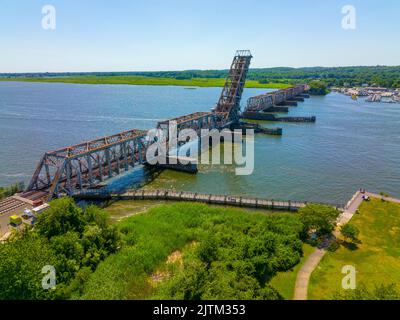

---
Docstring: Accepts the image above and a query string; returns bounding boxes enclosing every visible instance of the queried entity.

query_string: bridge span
[242,85,316,123]
[22,50,255,201]
[245,85,310,112]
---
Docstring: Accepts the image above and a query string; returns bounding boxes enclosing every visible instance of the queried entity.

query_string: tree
[0,232,57,300]
[36,197,86,238]
[50,231,84,283]
[340,224,360,242]
[298,204,340,237]
[308,80,329,95]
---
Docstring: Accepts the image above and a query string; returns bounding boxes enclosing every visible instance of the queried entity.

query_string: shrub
[327,240,340,252]
[340,224,360,242]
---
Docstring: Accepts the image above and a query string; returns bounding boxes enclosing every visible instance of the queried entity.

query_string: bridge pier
[241,112,316,123]
[291,96,305,102]
[150,156,198,173]
[237,121,283,136]
[263,106,289,113]
[278,101,298,107]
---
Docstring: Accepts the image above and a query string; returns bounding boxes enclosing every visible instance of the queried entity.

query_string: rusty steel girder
[214,50,252,125]
[26,129,149,200]
[244,85,309,113]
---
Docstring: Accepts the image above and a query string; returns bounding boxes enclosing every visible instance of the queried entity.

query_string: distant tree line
[2,65,400,88]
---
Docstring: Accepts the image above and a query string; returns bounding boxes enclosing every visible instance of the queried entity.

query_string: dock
[74,189,344,212]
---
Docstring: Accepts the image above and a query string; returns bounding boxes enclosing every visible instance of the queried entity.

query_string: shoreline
[0,76,291,89]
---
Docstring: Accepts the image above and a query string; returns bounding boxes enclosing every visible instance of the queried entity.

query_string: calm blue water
[0,82,399,203]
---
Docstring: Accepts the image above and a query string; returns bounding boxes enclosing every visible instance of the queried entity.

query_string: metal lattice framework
[246,84,309,112]
[214,50,252,125]
[156,111,227,135]
[25,50,254,201]
[26,129,149,199]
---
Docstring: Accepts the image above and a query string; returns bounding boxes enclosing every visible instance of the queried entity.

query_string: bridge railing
[74,189,345,212]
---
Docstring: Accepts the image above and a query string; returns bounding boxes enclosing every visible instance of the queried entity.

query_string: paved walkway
[366,192,400,204]
[293,248,327,300]
[293,190,367,300]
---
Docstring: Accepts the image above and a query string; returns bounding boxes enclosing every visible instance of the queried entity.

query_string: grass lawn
[309,198,400,300]
[0,76,291,89]
[105,199,168,222]
[269,243,314,300]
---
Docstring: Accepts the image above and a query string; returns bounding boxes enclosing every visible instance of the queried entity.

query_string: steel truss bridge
[245,85,310,112]
[23,50,253,201]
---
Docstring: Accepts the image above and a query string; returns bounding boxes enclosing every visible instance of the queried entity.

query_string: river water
[0,82,399,204]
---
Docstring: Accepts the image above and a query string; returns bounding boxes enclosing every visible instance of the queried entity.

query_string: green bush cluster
[340,223,360,242]
[0,198,119,299]
[153,214,304,300]
[79,203,305,300]
[308,80,329,95]
[0,231,57,300]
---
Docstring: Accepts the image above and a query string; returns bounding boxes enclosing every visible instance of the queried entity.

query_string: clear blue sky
[1,0,399,72]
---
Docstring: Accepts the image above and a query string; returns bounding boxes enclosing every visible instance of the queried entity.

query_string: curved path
[293,248,327,300]
[293,190,364,300]
[293,191,400,300]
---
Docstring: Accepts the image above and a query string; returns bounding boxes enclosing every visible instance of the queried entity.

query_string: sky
[0,0,399,72]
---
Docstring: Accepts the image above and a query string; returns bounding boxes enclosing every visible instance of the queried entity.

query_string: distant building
[364,87,388,92]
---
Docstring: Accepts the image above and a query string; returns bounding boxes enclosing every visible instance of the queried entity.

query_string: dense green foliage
[340,223,360,242]
[0,198,119,299]
[333,283,400,300]
[78,203,305,300]
[248,66,400,88]
[298,204,340,237]
[308,80,329,95]
[0,231,57,300]
[269,243,315,299]
[0,182,24,200]
[2,65,399,88]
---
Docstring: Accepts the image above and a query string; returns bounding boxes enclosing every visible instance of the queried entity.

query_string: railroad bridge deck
[245,85,310,113]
